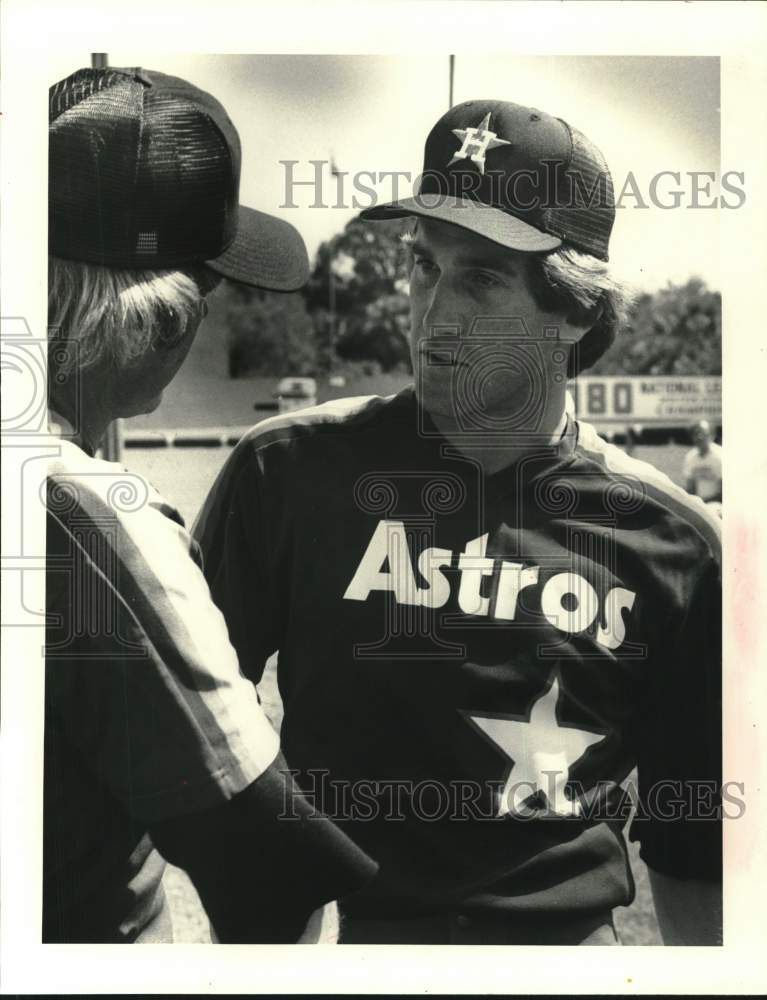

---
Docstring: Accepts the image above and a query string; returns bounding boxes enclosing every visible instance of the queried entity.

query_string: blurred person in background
[197,98,723,946]
[683,419,722,511]
[44,66,376,944]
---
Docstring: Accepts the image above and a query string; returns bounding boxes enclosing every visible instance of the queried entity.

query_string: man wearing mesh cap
[197,99,723,944]
[44,66,377,944]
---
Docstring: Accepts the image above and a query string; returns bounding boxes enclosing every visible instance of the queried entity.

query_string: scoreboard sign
[568,376,722,427]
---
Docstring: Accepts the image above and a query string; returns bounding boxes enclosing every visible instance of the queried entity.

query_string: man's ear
[560,316,591,345]
[562,299,603,344]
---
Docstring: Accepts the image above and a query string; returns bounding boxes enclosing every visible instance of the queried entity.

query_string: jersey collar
[48,407,96,457]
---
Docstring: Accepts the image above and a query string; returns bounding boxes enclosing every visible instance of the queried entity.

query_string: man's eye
[471,271,502,289]
[414,257,436,274]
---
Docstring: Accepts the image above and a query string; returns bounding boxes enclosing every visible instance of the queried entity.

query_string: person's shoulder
[234,388,414,455]
[192,388,415,544]
[48,438,186,532]
[574,419,721,563]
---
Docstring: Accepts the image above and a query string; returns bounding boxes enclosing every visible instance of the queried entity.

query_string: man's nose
[422,275,463,337]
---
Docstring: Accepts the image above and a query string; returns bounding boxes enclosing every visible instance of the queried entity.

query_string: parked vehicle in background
[275,376,318,413]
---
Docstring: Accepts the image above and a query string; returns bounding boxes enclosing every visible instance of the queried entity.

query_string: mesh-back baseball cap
[49,67,309,290]
[361,99,615,262]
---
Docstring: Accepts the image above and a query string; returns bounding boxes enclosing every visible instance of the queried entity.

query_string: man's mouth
[423,347,460,367]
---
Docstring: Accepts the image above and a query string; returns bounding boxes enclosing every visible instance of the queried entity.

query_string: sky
[45,53,721,291]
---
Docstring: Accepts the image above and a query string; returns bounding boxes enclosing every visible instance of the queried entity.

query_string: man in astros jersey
[196,99,723,945]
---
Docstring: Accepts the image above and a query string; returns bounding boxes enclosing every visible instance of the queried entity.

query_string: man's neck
[50,377,114,455]
[426,403,570,476]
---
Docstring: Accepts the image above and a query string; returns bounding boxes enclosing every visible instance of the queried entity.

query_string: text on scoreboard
[568,376,721,426]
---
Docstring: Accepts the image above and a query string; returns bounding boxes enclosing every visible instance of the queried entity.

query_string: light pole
[328,260,336,360]
[90,52,123,463]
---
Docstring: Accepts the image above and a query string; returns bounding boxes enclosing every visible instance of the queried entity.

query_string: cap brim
[206,205,310,291]
[360,194,562,255]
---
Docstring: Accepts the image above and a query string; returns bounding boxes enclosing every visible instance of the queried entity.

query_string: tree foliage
[589,278,721,376]
[222,283,317,378]
[303,216,412,373]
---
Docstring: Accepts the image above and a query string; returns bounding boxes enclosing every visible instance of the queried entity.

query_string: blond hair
[48,257,220,377]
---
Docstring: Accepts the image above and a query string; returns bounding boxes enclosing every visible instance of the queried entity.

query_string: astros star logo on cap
[448,112,511,175]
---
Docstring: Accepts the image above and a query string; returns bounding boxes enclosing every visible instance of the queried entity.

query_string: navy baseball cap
[361,99,615,262]
[49,67,309,290]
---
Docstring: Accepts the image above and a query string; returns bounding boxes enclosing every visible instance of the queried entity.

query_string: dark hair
[524,247,634,377]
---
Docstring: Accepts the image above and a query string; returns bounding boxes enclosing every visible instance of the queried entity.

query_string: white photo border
[2,0,766,994]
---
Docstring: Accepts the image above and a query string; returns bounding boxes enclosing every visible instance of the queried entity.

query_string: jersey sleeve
[628,552,722,881]
[193,440,283,686]
[45,467,281,825]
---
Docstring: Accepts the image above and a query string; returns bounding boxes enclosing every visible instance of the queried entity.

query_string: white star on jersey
[449,113,511,175]
[466,676,605,818]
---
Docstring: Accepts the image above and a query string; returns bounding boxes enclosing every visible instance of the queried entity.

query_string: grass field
[127,434,685,946]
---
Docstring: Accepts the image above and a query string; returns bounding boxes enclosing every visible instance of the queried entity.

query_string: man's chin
[120,392,163,418]
[413,380,454,419]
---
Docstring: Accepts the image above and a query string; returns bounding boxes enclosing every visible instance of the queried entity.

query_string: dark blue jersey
[195,387,722,919]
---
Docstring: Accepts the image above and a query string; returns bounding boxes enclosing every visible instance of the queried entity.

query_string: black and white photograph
[2,1,766,994]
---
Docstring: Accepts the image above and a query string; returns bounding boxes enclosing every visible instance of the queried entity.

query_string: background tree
[304,215,412,373]
[221,282,318,378]
[590,277,721,376]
